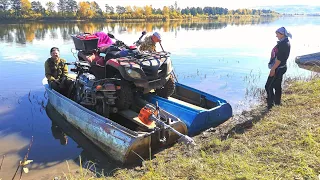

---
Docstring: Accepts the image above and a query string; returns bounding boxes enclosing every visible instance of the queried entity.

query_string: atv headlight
[125,67,141,79]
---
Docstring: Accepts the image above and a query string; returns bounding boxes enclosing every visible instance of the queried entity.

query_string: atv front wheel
[155,76,175,98]
[116,80,133,110]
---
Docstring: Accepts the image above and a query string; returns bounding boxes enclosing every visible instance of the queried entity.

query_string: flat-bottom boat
[43,78,188,164]
[144,82,233,136]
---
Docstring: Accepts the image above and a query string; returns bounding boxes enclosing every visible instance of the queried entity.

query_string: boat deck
[118,110,156,130]
[168,97,206,111]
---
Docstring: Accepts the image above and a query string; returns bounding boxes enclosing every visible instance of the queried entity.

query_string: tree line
[0,18,278,44]
[0,0,279,20]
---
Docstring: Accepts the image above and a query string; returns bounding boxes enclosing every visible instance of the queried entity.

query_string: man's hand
[269,69,276,77]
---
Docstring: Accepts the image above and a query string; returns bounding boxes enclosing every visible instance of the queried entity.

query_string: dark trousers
[49,79,74,97]
[265,67,287,108]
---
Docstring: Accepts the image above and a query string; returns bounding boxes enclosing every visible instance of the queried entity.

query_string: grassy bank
[59,76,320,179]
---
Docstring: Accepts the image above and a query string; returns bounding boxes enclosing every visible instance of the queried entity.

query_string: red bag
[76,33,98,40]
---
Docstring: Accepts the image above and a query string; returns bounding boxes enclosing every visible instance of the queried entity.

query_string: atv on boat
[71,32,175,111]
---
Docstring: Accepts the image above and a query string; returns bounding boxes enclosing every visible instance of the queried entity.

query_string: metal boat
[43,78,187,164]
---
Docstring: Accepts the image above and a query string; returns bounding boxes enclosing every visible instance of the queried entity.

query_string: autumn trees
[0,0,278,20]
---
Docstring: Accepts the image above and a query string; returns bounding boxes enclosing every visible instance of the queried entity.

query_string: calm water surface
[0,17,319,178]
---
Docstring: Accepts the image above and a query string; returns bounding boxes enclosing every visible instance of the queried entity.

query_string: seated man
[45,47,73,96]
[138,32,162,53]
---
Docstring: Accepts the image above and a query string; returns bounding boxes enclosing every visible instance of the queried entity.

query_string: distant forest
[0,18,279,44]
[0,0,279,20]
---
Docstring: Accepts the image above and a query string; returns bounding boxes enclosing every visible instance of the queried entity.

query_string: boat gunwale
[175,82,228,104]
[43,78,185,139]
[147,94,227,114]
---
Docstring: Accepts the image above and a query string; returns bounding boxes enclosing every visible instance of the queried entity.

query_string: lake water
[0,17,319,178]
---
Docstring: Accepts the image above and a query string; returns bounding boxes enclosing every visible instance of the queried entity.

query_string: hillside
[255,5,320,15]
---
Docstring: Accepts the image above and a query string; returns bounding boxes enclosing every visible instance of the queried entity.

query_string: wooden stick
[12,164,20,180]
[0,155,5,171]
[24,136,34,162]
[19,167,23,180]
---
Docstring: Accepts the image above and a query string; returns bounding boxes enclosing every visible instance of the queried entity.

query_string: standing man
[45,47,73,96]
[265,27,292,110]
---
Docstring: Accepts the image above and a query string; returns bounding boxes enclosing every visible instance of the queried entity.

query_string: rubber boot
[266,98,274,110]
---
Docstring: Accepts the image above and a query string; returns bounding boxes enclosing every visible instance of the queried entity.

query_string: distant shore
[0,15,278,24]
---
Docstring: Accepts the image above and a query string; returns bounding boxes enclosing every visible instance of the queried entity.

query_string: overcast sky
[38,0,320,10]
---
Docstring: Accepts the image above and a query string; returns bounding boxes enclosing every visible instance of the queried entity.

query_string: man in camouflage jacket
[138,32,162,52]
[45,47,73,96]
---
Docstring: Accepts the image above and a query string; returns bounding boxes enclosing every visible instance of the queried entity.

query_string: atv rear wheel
[116,80,133,110]
[155,76,175,98]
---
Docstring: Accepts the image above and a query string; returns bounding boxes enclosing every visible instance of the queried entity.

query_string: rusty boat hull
[42,78,187,164]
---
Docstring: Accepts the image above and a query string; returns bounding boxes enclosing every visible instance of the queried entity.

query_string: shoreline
[107,74,320,179]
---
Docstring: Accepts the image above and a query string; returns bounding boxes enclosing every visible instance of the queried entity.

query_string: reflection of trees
[60,23,78,40]
[16,24,27,44]
[35,26,47,41]
[180,21,228,30]
[0,26,14,43]
[0,18,277,44]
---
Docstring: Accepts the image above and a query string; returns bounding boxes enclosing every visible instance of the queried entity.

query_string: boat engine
[75,73,97,105]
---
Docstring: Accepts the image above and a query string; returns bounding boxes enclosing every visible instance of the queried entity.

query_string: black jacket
[277,38,291,67]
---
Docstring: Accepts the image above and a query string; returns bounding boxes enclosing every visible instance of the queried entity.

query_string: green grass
[62,77,320,180]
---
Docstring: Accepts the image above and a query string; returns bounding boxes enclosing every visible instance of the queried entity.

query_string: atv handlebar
[66,61,91,74]
[65,62,75,65]
[134,31,147,45]
[107,33,115,39]
[107,31,146,49]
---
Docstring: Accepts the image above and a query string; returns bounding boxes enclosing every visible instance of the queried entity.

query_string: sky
[39,0,320,10]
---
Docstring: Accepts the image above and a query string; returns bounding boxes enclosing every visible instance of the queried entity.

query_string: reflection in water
[51,122,68,146]
[0,17,277,44]
[45,103,120,176]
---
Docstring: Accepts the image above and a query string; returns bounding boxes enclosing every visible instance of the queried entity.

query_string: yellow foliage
[21,0,31,14]
[78,1,95,19]
[133,6,143,18]
[162,6,170,16]
[125,6,133,14]
[144,5,152,17]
